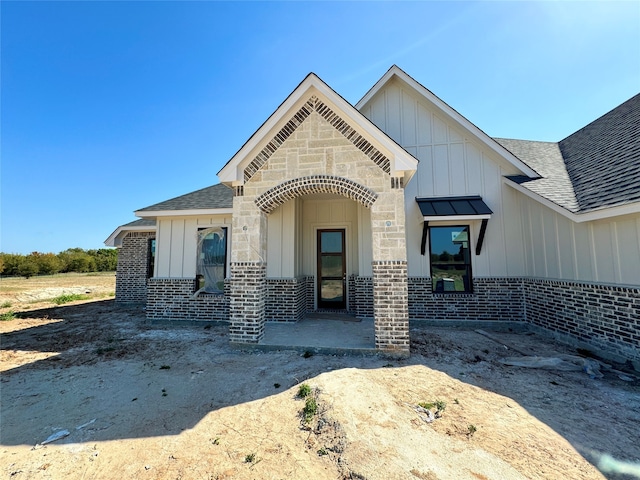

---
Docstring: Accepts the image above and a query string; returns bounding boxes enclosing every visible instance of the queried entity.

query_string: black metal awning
[416,196,492,218]
[416,196,492,256]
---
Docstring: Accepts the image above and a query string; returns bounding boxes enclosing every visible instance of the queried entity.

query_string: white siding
[266,201,296,278]
[360,79,524,277]
[299,197,361,277]
[359,77,640,287]
[155,215,232,278]
[516,194,640,286]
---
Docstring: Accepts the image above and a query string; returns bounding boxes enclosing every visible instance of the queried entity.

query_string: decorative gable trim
[243,96,391,183]
[255,175,378,214]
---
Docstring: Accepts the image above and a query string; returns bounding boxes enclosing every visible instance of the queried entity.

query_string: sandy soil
[1,275,639,480]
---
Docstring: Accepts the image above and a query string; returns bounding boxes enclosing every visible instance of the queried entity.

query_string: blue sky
[2,1,639,254]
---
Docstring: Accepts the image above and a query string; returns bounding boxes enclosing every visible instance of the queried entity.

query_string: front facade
[106,66,640,364]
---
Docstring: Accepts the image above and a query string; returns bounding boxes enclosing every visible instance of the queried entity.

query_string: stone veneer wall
[408,277,525,322]
[146,278,229,322]
[524,279,640,365]
[372,261,409,352]
[115,231,155,303]
[265,277,309,322]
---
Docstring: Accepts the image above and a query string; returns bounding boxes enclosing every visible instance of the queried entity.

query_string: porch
[248,312,378,355]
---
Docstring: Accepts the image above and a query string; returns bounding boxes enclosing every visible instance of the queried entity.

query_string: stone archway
[255,175,378,214]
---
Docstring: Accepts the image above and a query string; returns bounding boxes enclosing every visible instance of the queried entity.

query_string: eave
[504,178,640,222]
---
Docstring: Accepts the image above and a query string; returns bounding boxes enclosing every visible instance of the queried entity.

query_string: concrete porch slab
[255,315,376,354]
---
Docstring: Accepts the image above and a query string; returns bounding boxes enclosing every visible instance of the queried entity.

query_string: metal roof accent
[415,196,493,218]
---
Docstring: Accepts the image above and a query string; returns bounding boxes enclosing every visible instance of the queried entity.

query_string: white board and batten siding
[361,78,640,287]
[360,78,528,278]
[266,196,363,278]
[155,216,232,278]
[518,195,640,286]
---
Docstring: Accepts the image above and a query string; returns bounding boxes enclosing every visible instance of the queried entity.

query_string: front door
[317,229,346,309]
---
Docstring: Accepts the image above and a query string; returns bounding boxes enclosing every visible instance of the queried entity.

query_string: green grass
[297,383,311,398]
[0,310,16,321]
[302,397,318,423]
[51,293,90,305]
[1,301,12,308]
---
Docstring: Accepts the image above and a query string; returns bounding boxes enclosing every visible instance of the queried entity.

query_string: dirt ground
[1,274,639,480]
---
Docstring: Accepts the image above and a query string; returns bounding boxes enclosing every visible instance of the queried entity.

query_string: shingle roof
[559,93,640,212]
[136,183,233,212]
[498,93,640,214]
[123,218,156,228]
[496,139,580,212]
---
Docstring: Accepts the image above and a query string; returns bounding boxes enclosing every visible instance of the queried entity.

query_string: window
[196,227,227,293]
[147,238,156,278]
[429,225,472,293]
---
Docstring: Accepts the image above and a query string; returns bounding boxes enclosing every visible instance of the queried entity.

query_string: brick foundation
[146,278,229,322]
[229,262,267,343]
[524,279,639,365]
[115,232,155,303]
[372,261,409,352]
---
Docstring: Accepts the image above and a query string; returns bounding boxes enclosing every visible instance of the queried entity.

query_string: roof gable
[217,73,418,186]
[356,65,540,179]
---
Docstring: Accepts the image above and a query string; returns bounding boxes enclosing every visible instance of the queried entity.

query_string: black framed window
[147,238,156,278]
[429,225,472,293]
[196,227,227,293]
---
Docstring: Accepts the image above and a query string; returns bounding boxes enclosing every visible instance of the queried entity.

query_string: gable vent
[243,96,391,182]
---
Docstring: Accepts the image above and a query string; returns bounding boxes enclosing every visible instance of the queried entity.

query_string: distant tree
[59,248,97,273]
[0,255,4,275]
[439,251,452,262]
[17,257,39,279]
[87,248,118,271]
[28,252,63,275]
[0,253,24,277]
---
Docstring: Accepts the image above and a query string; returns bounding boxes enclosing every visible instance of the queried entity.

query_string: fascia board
[357,66,539,178]
[135,208,234,218]
[104,225,156,247]
[503,178,640,222]
[423,214,491,222]
[218,74,320,183]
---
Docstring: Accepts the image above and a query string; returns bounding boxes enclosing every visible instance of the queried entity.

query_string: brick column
[115,231,155,303]
[370,188,410,354]
[372,261,409,352]
[229,262,266,343]
[229,196,267,343]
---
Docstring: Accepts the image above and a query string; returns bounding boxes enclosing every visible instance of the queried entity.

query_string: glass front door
[317,229,346,309]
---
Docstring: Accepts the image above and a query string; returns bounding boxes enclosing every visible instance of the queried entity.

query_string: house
[105,66,640,365]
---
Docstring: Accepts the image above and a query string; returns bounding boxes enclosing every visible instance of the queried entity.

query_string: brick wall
[115,232,155,303]
[146,278,229,322]
[265,277,309,322]
[408,277,525,322]
[349,275,374,318]
[524,279,639,364]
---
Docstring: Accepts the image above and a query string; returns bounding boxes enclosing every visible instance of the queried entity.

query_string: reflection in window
[196,227,227,294]
[429,226,472,293]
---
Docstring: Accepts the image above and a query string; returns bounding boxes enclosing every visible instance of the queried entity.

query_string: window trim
[196,226,228,294]
[428,224,473,294]
[147,238,156,278]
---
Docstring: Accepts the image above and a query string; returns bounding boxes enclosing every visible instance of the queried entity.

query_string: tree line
[0,248,118,278]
